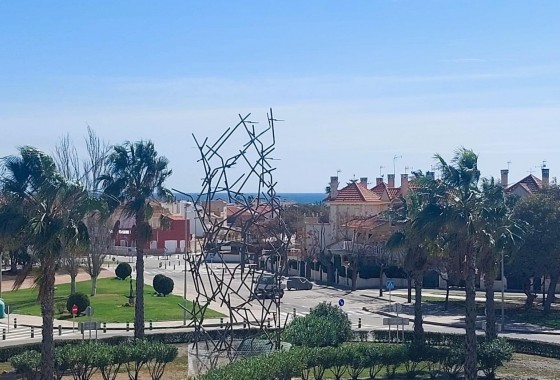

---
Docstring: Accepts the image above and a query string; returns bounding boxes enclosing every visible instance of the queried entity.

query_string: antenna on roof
[405,166,413,174]
[507,161,512,170]
[393,155,402,175]
[542,160,547,168]
[379,165,385,178]
[336,169,342,176]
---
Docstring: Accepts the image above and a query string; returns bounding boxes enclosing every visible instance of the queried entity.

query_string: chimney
[426,171,435,180]
[359,177,368,187]
[376,177,383,186]
[500,169,509,188]
[387,174,395,188]
[401,174,409,196]
[542,168,550,187]
[329,176,339,200]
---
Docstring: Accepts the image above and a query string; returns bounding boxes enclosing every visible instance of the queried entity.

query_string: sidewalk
[362,292,560,336]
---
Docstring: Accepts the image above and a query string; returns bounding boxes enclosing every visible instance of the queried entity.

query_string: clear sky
[1,1,559,192]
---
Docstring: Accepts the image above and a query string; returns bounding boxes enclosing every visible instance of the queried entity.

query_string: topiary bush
[154,275,174,296]
[66,292,90,315]
[115,262,132,280]
[153,274,166,291]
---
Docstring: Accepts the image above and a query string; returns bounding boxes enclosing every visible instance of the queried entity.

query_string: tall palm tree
[415,148,481,380]
[99,141,173,339]
[477,178,524,339]
[387,173,445,348]
[0,147,89,378]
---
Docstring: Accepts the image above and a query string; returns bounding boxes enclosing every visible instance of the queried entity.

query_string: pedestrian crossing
[0,322,76,342]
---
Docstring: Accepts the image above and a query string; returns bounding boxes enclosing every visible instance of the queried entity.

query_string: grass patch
[505,308,560,329]
[1,277,224,322]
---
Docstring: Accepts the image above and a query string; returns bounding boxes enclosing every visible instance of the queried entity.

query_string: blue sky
[1,1,559,192]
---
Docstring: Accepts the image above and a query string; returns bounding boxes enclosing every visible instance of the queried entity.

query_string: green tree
[477,178,524,339]
[99,141,173,339]
[416,148,481,380]
[0,147,90,378]
[513,185,560,314]
[386,172,445,348]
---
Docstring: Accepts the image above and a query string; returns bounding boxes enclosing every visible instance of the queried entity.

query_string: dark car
[286,276,313,291]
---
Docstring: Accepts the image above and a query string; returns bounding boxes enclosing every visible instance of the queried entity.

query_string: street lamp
[501,250,505,331]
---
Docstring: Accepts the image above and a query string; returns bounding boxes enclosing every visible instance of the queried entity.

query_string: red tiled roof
[370,182,401,201]
[330,182,380,203]
[506,174,542,195]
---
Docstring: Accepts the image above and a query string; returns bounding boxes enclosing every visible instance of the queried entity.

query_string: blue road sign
[386,279,395,291]
[338,298,345,307]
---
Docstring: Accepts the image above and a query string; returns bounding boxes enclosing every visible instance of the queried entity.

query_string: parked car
[253,274,285,299]
[286,276,313,291]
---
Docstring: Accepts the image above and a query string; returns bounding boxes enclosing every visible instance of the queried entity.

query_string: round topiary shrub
[115,262,132,280]
[153,274,166,292]
[66,292,90,315]
[154,275,174,296]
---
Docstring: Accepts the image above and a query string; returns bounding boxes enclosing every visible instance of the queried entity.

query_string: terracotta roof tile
[330,182,380,203]
[506,174,542,195]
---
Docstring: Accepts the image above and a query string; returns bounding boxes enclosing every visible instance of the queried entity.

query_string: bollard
[149,320,153,330]
[103,322,107,333]
[164,263,167,269]
[58,325,62,336]
[14,318,17,329]
[267,319,271,328]
[220,318,224,328]
[30,327,34,338]
[293,308,296,319]
[159,262,162,268]
[173,265,176,270]
[309,307,312,313]
[2,328,5,340]
[358,318,362,329]
[126,322,130,332]
[243,322,246,329]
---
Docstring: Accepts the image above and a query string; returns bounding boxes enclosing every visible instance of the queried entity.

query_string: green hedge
[10,340,177,380]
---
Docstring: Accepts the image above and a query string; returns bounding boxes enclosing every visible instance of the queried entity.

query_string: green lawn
[1,277,223,322]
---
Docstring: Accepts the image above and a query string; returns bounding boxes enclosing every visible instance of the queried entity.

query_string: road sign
[80,321,98,331]
[85,306,93,317]
[392,303,402,313]
[383,317,409,326]
[338,298,345,307]
[71,304,78,315]
[386,279,394,291]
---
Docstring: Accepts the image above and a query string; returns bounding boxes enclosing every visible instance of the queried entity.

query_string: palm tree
[415,148,481,380]
[477,178,524,339]
[0,147,89,378]
[387,173,445,348]
[99,141,173,339]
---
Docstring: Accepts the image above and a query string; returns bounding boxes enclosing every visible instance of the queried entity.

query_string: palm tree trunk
[544,272,559,314]
[407,274,412,303]
[135,248,145,339]
[40,260,56,379]
[351,261,358,291]
[413,275,424,348]
[464,249,478,380]
[90,275,98,296]
[484,273,497,340]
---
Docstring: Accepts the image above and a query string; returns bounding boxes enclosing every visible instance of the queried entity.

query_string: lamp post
[501,249,505,331]
[183,204,189,326]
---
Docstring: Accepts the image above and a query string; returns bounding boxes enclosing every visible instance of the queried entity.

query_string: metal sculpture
[174,109,291,376]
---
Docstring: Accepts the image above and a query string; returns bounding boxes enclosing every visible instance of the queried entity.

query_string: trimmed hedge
[10,340,177,380]
[66,292,90,315]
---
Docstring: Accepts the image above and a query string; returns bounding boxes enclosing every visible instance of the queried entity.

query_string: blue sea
[175,192,325,204]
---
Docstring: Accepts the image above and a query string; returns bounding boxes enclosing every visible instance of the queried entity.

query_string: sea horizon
[174,192,325,204]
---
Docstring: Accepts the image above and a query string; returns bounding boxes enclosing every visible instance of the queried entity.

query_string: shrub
[284,302,352,347]
[153,274,166,292]
[10,350,41,379]
[478,338,514,379]
[154,275,174,296]
[66,292,90,315]
[115,262,132,280]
